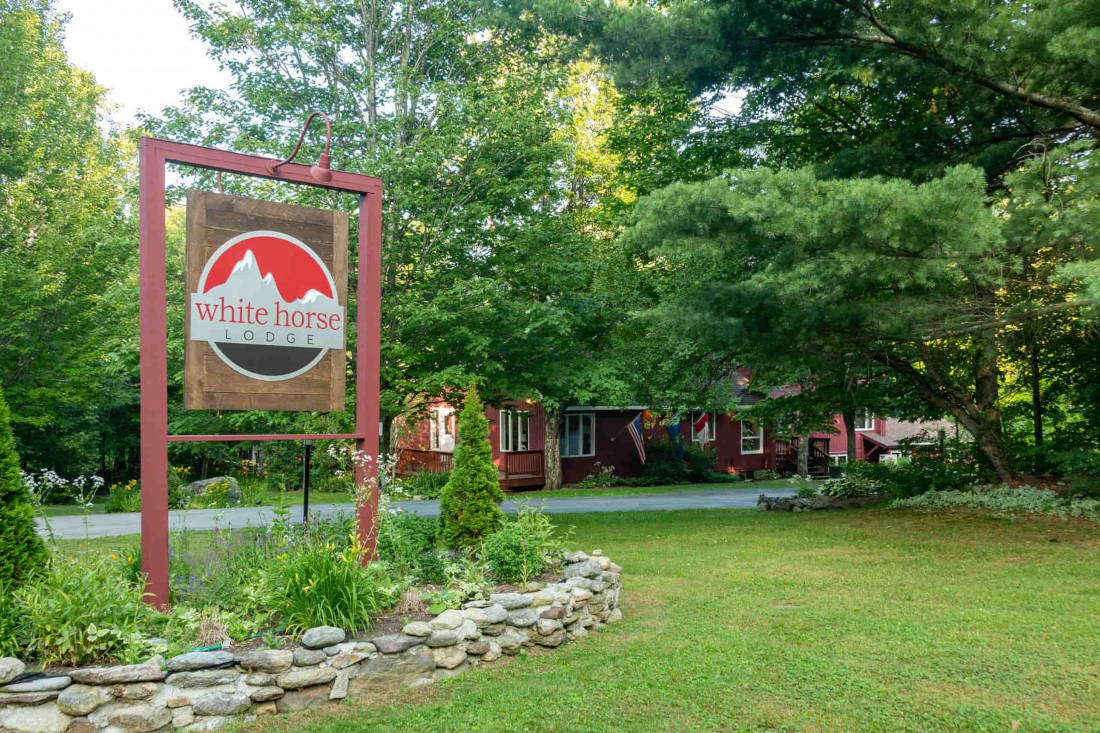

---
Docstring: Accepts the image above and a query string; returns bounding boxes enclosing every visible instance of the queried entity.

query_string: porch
[396,449,453,476]
[497,450,545,489]
[396,448,545,490]
[774,437,831,478]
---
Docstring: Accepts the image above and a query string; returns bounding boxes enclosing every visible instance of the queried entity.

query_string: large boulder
[183,476,242,503]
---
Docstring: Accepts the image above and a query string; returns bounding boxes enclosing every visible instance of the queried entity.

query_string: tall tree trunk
[868,349,1014,481]
[842,407,858,464]
[543,405,563,491]
[381,414,394,457]
[796,432,810,477]
[973,289,1011,480]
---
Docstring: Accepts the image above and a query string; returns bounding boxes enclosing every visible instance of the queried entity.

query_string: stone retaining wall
[757,493,885,512]
[0,550,623,732]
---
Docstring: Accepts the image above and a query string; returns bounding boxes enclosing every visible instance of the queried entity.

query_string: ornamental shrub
[513,502,571,560]
[402,469,450,498]
[262,539,400,634]
[639,440,687,483]
[482,522,545,584]
[377,511,441,580]
[16,556,154,666]
[683,444,716,481]
[0,384,47,587]
[847,444,981,498]
[104,479,141,513]
[440,386,504,550]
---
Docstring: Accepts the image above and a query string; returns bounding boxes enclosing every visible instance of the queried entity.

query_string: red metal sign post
[138,134,382,609]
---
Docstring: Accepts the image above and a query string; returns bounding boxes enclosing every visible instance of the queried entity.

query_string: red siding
[561,412,644,484]
[403,403,784,486]
[486,402,545,473]
[811,415,886,461]
[562,411,777,484]
[394,408,439,452]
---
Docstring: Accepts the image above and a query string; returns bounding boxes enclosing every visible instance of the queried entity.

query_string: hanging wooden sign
[184,190,348,411]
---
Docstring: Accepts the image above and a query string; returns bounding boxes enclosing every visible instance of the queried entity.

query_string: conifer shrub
[439,386,505,550]
[0,384,47,587]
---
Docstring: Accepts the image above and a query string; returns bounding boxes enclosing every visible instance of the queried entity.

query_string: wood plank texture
[183,190,347,411]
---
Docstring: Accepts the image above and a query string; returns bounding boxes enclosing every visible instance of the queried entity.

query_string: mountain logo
[189,230,345,381]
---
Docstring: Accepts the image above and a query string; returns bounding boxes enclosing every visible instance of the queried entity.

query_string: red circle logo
[190,231,344,381]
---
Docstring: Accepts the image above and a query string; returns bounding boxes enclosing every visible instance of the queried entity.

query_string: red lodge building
[397,390,958,490]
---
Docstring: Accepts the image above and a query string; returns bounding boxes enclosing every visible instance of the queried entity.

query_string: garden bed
[0,550,623,732]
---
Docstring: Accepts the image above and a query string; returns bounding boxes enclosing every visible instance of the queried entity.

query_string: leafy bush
[402,470,449,498]
[377,511,441,580]
[683,445,716,481]
[795,486,819,498]
[1048,449,1100,498]
[820,474,884,496]
[444,555,490,601]
[414,549,451,586]
[104,479,141,513]
[16,557,156,666]
[846,445,981,498]
[482,522,545,584]
[576,463,621,488]
[440,386,505,549]
[752,469,781,481]
[167,466,189,508]
[891,486,1100,520]
[514,502,571,560]
[187,478,237,508]
[0,384,47,587]
[262,539,400,634]
[0,584,23,657]
[640,440,715,484]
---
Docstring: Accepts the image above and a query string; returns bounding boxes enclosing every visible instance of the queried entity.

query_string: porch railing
[501,450,544,478]
[396,449,453,476]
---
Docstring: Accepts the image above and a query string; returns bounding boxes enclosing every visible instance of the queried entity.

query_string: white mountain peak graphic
[208,250,336,307]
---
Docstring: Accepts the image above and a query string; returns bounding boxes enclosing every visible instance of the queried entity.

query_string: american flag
[627,413,646,464]
[692,411,709,438]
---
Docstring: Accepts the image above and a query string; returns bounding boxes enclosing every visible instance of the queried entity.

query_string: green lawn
[513,478,803,501]
[251,507,1099,732]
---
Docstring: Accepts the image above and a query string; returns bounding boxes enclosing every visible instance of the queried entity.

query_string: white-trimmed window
[691,411,716,443]
[562,413,595,458]
[830,454,848,465]
[854,409,875,431]
[740,420,763,454]
[429,407,454,451]
[499,410,530,452]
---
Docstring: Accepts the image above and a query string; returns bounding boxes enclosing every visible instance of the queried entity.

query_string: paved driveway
[36,487,797,540]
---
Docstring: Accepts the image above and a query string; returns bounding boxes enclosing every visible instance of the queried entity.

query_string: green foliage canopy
[0,0,137,475]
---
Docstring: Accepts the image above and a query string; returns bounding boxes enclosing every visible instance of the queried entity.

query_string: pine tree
[0,384,47,587]
[440,385,505,550]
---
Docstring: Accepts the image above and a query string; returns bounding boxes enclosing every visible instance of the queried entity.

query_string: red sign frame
[138,136,382,608]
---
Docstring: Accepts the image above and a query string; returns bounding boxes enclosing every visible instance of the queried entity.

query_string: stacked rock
[0,551,623,732]
[756,493,884,512]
